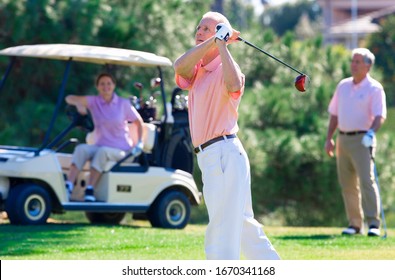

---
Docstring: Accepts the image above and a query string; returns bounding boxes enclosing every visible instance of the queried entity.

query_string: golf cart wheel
[148,190,190,229]
[5,184,52,225]
[85,212,126,224]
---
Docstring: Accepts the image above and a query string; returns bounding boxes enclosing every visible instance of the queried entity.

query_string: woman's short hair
[96,73,116,86]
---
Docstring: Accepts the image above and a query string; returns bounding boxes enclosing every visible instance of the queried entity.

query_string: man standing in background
[325,48,386,237]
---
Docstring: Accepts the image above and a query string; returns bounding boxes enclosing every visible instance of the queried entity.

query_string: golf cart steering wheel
[66,105,94,132]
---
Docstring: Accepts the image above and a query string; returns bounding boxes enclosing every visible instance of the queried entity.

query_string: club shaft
[373,162,388,238]
[237,37,305,76]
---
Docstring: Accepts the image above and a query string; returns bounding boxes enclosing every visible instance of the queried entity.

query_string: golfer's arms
[174,37,216,80]
[217,41,243,94]
[65,95,88,115]
[325,115,338,157]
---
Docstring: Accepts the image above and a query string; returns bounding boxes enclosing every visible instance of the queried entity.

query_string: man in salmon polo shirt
[325,48,387,237]
[174,11,280,260]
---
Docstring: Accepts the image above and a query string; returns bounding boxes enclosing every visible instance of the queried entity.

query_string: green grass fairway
[1,217,394,260]
[271,226,395,260]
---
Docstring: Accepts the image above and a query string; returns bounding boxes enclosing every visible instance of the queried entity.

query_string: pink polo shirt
[328,74,386,131]
[175,56,244,147]
[87,93,139,151]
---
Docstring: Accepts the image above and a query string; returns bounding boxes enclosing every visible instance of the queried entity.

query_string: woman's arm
[65,95,89,115]
[134,114,144,143]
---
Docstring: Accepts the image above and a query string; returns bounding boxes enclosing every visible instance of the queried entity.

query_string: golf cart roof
[0,44,173,67]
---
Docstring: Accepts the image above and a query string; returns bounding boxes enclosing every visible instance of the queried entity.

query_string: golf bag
[160,87,193,174]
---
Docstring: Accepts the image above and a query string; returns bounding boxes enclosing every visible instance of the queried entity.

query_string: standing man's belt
[339,130,367,136]
[194,134,237,154]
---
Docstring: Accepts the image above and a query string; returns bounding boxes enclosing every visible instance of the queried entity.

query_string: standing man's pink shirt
[175,56,244,147]
[328,74,386,131]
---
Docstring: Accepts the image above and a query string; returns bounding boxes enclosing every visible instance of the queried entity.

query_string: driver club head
[294,74,309,92]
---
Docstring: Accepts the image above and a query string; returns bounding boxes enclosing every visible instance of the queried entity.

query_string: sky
[250,0,299,15]
[268,0,298,5]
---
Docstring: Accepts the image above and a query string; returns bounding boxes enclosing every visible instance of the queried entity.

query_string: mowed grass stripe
[1,221,394,260]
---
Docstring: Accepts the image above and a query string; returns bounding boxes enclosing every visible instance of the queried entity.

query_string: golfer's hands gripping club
[362,129,375,148]
[215,23,233,42]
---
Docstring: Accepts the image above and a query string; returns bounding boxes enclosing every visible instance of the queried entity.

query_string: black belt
[194,134,236,154]
[339,130,367,136]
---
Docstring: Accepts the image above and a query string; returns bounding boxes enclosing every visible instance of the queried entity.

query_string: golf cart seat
[132,122,156,153]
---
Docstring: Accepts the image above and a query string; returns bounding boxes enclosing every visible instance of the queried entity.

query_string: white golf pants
[197,137,280,260]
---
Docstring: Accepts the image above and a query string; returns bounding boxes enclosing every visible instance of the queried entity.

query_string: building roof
[328,5,395,38]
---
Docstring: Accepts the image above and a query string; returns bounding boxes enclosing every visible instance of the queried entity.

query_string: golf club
[134,82,143,108]
[369,147,388,239]
[237,36,309,92]
[150,77,161,89]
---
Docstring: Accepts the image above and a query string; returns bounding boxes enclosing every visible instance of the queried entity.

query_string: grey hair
[352,48,375,65]
[202,11,231,28]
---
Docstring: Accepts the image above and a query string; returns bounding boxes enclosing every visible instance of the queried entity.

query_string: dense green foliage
[261,0,321,36]
[367,15,395,106]
[0,0,394,227]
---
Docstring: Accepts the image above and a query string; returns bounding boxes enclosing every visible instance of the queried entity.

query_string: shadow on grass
[0,220,151,258]
[277,234,337,240]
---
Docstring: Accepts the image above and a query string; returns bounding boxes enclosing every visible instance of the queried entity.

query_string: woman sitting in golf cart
[65,73,144,202]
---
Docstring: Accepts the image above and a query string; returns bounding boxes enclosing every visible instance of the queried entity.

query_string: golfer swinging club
[174,11,280,260]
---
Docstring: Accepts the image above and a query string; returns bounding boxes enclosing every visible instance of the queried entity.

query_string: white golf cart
[0,44,200,229]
